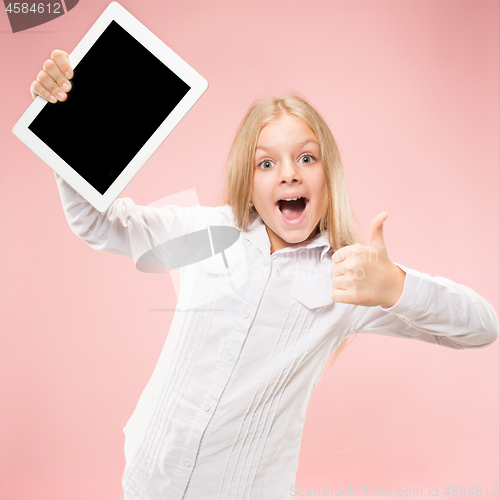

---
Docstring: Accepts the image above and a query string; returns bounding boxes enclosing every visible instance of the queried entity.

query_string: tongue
[279,199,305,220]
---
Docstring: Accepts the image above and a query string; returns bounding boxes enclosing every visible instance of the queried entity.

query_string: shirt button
[184,459,191,467]
[226,351,234,360]
[263,260,269,266]
[242,310,250,318]
[203,403,211,411]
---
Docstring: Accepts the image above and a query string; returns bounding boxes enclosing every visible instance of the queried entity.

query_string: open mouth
[277,196,308,222]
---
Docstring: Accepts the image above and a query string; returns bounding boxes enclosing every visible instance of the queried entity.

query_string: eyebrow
[255,139,319,152]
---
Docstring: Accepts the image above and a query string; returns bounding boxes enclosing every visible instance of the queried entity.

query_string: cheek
[321,183,327,204]
[313,175,328,214]
[250,184,260,206]
[313,171,327,199]
[251,176,271,205]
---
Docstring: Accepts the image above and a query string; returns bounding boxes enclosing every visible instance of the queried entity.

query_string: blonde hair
[223,93,357,363]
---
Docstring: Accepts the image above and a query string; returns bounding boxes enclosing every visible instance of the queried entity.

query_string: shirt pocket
[289,272,334,309]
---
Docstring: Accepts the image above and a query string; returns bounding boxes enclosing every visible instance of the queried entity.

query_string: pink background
[0,0,498,499]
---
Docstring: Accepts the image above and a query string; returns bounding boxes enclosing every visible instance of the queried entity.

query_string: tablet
[12,2,208,212]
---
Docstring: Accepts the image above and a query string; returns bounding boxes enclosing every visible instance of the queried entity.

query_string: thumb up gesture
[331,212,406,308]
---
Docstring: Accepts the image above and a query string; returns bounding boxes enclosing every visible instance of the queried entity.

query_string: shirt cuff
[380,263,434,320]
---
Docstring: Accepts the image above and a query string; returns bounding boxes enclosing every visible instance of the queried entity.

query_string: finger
[51,49,73,80]
[36,69,66,102]
[30,77,58,103]
[332,243,363,264]
[331,288,352,303]
[42,59,69,101]
[368,212,388,248]
[331,275,348,290]
[332,265,345,278]
[332,288,377,307]
[332,247,350,264]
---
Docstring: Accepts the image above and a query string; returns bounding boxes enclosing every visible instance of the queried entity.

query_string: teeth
[281,197,303,201]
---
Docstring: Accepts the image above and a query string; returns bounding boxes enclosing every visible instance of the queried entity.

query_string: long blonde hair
[223,93,358,363]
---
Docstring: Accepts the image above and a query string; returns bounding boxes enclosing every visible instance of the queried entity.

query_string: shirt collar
[241,214,332,260]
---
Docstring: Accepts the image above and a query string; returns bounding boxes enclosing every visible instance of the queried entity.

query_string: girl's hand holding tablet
[30,50,73,103]
[331,212,407,308]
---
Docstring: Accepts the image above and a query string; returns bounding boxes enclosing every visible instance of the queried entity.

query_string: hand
[331,212,406,308]
[30,49,73,103]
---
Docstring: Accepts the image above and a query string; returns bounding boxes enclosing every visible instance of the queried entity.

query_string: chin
[275,226,316,247]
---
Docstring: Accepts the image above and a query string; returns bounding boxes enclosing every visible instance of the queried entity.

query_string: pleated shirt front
[121,207,341,500]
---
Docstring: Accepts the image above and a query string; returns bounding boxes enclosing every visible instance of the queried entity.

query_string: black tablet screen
[28,21,191,195]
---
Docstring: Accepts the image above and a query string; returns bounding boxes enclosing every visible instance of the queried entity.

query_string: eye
[258,159,275,170]
[299,154,316,164]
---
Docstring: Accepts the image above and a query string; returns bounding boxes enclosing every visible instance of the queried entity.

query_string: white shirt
[55,174,498,500]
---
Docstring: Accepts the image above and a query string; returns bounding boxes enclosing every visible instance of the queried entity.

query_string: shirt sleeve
[346,263,499,350]
[54,173,214,265]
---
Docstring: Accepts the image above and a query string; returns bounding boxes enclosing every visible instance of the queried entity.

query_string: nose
[279,159,301,184]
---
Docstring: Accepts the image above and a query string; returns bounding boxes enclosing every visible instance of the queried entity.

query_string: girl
[31,50,498,500]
